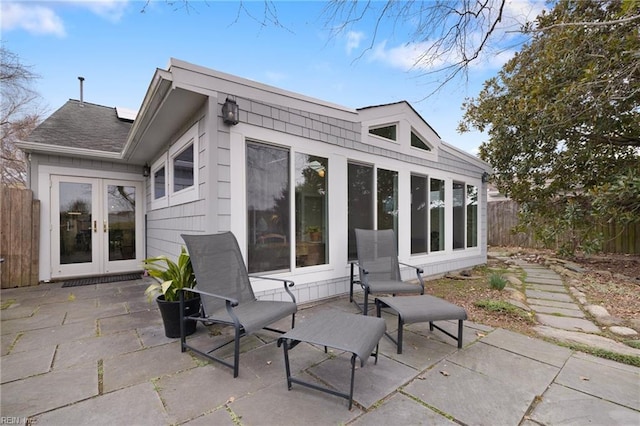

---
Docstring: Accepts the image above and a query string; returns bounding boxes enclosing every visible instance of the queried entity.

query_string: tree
[460,0,640,255]
[1,46,43,187]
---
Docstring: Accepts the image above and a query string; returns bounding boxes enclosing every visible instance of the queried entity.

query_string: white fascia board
[168,58,359,120]
[16,140,121,160]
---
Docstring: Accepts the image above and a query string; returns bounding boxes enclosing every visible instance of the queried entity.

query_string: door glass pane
[59,182,93,264]
[247,142,290,273]
[348,163,373,260]
[453,181,465,249]
[430,178,445,252]
[377,168,398,244]
[108,185,136,261]
[411,175,428,254]
[295,154,328,267]
[467,185,478,247]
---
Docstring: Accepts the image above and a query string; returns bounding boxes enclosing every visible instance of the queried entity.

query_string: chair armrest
[350,262,370,288]
[250,275,297,303]
[181,287,239,307]
[251,275,294,287]
[399,262,424,274]
[398,262,425,292]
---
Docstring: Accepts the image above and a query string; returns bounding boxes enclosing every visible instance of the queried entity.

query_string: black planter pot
[156,294,200,338]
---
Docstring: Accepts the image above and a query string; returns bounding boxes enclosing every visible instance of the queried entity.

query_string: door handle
[93,220,97,233]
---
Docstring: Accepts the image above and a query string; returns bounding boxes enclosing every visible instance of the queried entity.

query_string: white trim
[37,165,145,282]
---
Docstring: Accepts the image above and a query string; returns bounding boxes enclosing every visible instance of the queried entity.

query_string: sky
[1,0,547,155]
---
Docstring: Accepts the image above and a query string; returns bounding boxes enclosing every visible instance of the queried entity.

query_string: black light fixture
[143,164,151,177]
[222,97,239,125]
[482,172,490,183]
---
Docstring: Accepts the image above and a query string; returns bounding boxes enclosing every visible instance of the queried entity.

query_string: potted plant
[142,247,200,338]
[307,225,322,242]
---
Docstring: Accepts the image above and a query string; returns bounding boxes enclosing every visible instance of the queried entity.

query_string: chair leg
[457,320,464,348]
[282,339,292,390]
[349,354,357,410]
[233,326,241,378]
[362,291,369,316]
[397,317,404,354]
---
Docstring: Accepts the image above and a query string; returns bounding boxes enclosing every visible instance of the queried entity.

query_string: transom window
[369,124,397,141]
[411,131,431,151]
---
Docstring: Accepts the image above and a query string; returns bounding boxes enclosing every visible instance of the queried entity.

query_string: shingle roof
[26,100,132,153]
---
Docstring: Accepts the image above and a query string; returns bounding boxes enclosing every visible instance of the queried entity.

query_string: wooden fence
[0,187,40,288]
[487,200,640,254]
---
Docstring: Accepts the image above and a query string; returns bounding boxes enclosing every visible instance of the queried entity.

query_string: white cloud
[345,31,364,55]
[81,0,129,23]
[369,1,549,73]
[1,1,130,37]
[1,2,66,37]
[371,40,448,72]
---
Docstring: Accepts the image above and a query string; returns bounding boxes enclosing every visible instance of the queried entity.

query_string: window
[153,166,166,199]
[348,162,374,260]
[453,181,465,249]
[369,124,397,141]
[150,155,168,210]
[295,154,328,267]
[377,168,398,243]
[467,185,478,248]
[167,123,199,206]
[411,174,428,254]
[430,178,445,252]
[246,142,290,273]
[411,131,431,151]
[173,144,194,192]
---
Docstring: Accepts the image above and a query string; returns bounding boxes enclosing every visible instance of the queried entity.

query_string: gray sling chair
[350,228,425,314]
[180,232,297,378]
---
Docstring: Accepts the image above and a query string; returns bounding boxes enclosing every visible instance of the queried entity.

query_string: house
[18,58,492,304]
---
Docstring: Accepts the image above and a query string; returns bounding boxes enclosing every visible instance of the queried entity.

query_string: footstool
[277,310,386,409]
[375,295,467,354]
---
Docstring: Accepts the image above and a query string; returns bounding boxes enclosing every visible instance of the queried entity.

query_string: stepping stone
[527,284,568,293]
[526,290,574,303]
[529,304,585,318]
[535,314,601,333]
[528,299,581,310]
[526,277,564,286]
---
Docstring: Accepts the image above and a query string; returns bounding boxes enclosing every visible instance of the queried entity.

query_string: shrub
[489,273,507,290]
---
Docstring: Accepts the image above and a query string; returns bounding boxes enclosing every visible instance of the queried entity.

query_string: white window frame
[150,155,168,210]
[168,124,199,206]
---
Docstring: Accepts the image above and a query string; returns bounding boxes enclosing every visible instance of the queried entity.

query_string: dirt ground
[427,248,640,339]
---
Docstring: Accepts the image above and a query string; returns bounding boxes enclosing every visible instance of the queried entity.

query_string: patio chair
[180,232,297,377]
[350,228,424,315]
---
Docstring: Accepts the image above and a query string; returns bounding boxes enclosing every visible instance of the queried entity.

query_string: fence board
[487,200,639,254]
[0,187,40,288]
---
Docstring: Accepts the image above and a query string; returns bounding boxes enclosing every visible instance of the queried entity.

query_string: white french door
[51,176,143,279]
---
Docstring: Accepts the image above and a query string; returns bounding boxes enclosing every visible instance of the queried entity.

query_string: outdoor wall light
[307,160,326,178]
[222,97,239,125]
[143,164,151,177]
[482,172,490,183]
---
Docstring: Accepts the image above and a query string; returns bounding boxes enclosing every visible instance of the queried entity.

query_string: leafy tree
[1,46,43,187]
[460,0,640,255]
